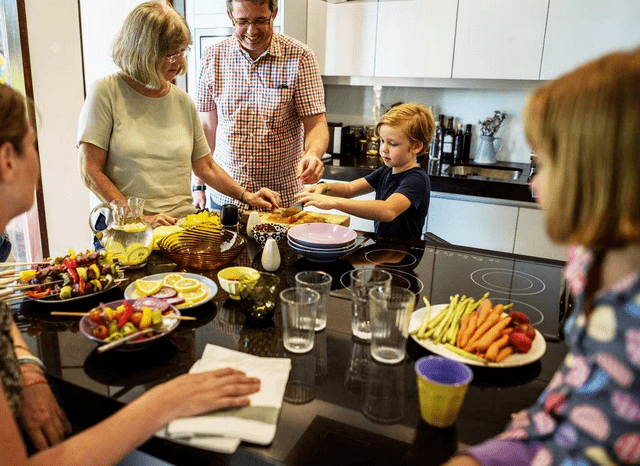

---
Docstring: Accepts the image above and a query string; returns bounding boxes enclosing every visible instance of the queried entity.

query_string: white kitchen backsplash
[324,83,541,164]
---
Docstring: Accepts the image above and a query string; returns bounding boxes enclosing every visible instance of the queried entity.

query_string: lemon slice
[105,241,125,255]
[174,278,201,292]
[123,222,149,233]
[134,278,163,296]
[163,273,185,287]
[126,243,150,266]
[179,286,208,304]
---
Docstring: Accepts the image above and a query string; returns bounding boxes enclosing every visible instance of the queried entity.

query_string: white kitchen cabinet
[374,0,457,78]
[426,196,519,253]
[306,0,377,76]
[540,0,640,80]
[451,0,548,80]
[514,207,565,261]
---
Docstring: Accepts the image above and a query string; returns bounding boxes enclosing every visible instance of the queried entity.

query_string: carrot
[464,312,500,352]
[456,314,471,347]
[473,317,512,352]
[476,299,493,326]
[459,311,478,349]
[485,333,510,361]
[490,303,504,317]
[495,346,514,363]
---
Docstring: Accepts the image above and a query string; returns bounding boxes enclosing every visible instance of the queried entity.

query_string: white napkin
[164,344,291,453]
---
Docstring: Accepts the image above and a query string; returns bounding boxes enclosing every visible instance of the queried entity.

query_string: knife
[281,202,303,218]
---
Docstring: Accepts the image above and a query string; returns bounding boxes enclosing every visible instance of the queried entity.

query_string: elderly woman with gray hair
[79,1,279,228]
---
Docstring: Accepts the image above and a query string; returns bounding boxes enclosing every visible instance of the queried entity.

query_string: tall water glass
[369,286,416,364]
[349,268,392,341]
[295,271,333,331]
[279,287,320,353]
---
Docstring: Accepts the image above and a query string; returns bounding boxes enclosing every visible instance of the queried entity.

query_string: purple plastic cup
[414,356,473,427]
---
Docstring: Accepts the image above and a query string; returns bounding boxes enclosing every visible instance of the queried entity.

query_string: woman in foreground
[445,49,640,465]
[0,83,260,464]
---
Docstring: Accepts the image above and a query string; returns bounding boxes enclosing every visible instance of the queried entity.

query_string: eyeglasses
[230,13,273,29]
[166,47,191,63]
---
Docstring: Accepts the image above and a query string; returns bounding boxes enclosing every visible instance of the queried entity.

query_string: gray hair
[112,1,192,90]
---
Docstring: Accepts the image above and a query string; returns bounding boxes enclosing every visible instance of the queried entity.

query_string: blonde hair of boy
[375,103,435,156]
[112,1,192,90]
[523,48,640,249]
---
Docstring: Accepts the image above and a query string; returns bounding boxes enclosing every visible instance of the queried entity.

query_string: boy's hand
[294,192,335,211]
[301,183,326,195]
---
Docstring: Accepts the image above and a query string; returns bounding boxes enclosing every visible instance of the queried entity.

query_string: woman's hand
[296,154,325,184]
[19,375,72,451]
[142,213,178,228]
[294,192,335,211]
[192,190,207,210]
[150,368,260,421]
[244,188,281,211]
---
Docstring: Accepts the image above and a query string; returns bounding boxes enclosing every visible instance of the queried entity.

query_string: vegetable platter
[80,298,181,351]
[19,249,123,302]
[409,294,546,368]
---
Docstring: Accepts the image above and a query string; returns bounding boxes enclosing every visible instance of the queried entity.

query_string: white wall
[25,0,90,256]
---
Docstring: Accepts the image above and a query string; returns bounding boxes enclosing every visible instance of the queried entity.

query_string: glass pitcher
[89,197,153,268]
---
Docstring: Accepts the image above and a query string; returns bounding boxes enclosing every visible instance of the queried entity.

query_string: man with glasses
[192,0,329,211]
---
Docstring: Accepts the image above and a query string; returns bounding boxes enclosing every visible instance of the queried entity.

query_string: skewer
[50,311,196,320]
[0,277,18,287]
[0,269,18,278]
[96,328,155,353]
[0,281,63,299]
[0,261,52,268]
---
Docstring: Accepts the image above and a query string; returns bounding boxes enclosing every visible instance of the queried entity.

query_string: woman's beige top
[78,74,210,219]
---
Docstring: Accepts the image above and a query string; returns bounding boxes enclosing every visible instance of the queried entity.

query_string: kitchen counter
[323,155,535,204]
[13,233,567,465]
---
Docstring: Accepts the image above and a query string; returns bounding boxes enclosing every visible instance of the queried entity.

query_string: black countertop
[323,155,535,204]
[13,234,566,466]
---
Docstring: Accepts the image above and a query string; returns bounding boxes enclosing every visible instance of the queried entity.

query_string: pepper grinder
[261,238,281,272]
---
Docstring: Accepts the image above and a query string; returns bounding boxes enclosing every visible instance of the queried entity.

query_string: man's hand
[296,154,324,184]
[244,188,281,210]
[193,190,207,210]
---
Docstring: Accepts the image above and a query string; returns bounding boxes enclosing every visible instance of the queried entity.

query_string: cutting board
[258,209,350,227]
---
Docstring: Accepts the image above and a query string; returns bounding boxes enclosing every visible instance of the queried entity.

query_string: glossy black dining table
[12,231,568,466]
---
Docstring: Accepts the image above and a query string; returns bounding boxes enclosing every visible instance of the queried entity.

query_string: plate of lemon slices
[124,272,217,310]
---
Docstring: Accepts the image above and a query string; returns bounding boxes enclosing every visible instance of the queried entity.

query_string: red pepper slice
[67,268,79,284]
[63,258,78,269]
[78,276,86,295]
[117,301,134,328]
[26,289,52,299]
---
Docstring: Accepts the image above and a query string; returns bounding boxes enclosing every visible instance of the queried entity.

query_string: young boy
[295,103,434,240]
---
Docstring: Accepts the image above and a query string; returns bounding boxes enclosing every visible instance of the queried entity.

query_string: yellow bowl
[217,266,260,300]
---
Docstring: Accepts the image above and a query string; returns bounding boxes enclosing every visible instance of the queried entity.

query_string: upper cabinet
[540,0,640,80]
[306,0,377,76]
[452,0,548,79]
[374,0,457,78]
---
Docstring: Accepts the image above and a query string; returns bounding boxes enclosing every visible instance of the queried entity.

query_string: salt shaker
[246,211,262,238]
[261,238,281,272]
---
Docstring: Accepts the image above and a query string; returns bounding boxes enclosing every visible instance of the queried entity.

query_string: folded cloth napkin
[164,344,291,451]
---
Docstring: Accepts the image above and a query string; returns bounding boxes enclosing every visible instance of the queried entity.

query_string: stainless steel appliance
[327,122,343,155]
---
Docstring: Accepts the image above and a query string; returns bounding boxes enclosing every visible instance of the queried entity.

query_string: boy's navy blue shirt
[364,166,430,240]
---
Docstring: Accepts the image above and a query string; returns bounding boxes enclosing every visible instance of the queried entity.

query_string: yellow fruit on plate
[134,278,163,296]
[126,243,150,266]
[163,273,185,288]
[179,286,208,304]
[174,278,201,292]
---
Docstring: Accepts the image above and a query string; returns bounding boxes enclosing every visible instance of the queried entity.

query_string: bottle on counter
[429,114,444,160]
[462,124,472,163]
[441,116,455,162]
[453,123,464,164]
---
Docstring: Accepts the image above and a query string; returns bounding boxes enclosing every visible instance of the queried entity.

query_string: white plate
[124,272,217,310]
[288,234,356,252]
[409,304,546,368]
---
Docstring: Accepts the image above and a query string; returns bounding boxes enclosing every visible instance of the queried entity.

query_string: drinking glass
[220,203,238,233]
[349,268,392,340]
[295,270,333,331]
[279,287,320,353]
[369,286,416,364]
